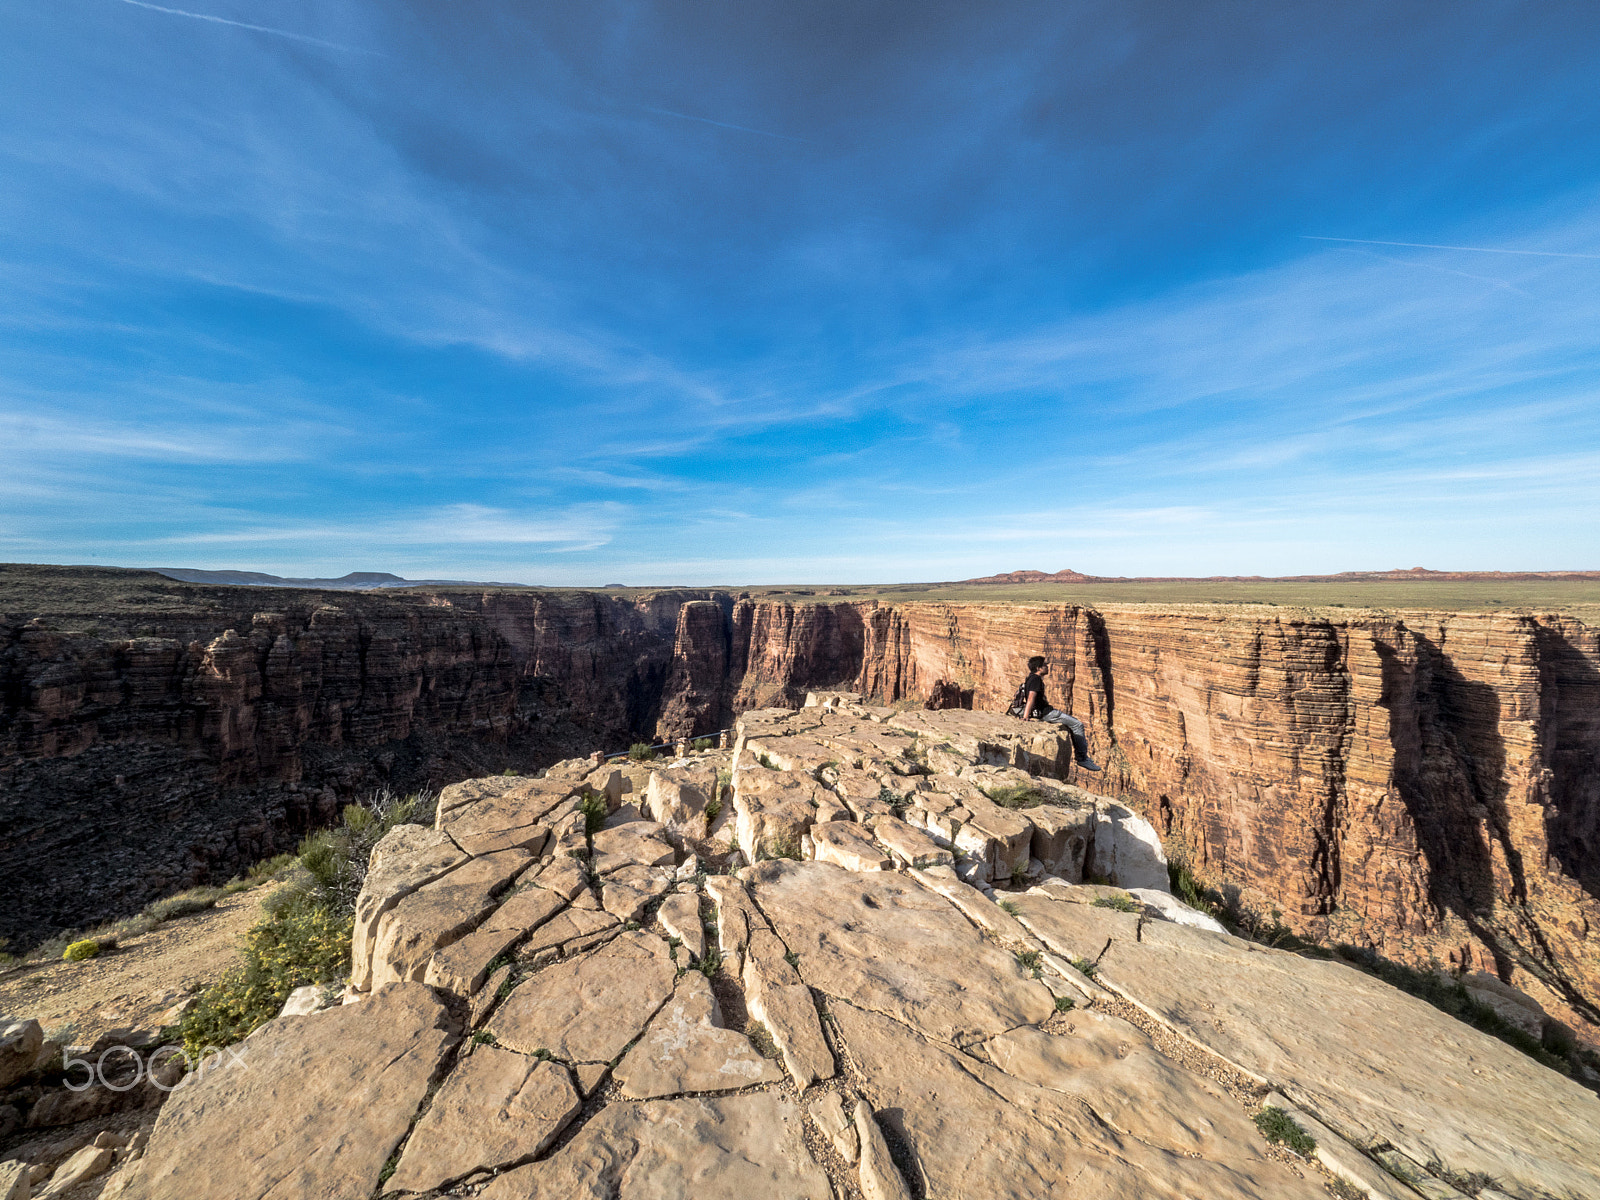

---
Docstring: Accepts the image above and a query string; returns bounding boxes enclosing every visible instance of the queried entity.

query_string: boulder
[350,825,468,991]
[0,1019,44,1090]
[657,891,706,960]
[517,908,619,960]
[35,1145,114,1199]
[590,822,676,871]
[0,1161,27,1200]
[135,983,456,1200]
[1028,803,1095,879]
[1086,804,1169,891]
[644,771,711,842]
[1128,888,1226,933]
[853,1098,912,1200]
[807,1091,858,1163]
[438,778,575,856]
[742,926,835,1090]
[385,1048,580,1194]
[732,767,820,863]
[868,816,953,869]
[278,985,327,1018]
[810,821,893,872]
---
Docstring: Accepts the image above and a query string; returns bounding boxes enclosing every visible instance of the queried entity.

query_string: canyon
[2,566,1596,1043]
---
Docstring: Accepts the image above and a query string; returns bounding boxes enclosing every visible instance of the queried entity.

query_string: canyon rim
[2,565,1596,1047]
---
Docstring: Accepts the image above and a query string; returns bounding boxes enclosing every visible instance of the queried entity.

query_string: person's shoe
[1077,757,1103,772]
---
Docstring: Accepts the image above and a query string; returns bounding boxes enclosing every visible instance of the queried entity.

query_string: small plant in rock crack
[532,1047,554,1061]
[746,1021,780,1060]
[1254,1107,1316,1157]
[1069,955,1098,979]
[783,949,800,968]
[497,969,520,1000]
[762,835,802,862]
[1428,1164,1499,1195]
[1009,862,1029,887]
[623,920,641,932]
[696,948,723,978]
[579,790,607,836]
[1092,895,1142,913]
[472,1031,497,1046]
[1054,996,1076,1013]
[1014,949,1042,973]
[986,784,1045,810]
[999,900,1020,915]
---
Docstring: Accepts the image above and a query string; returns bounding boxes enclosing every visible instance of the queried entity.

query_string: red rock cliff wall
[0,587,711,946]
[666,600,1599,1024]
[5,584,1596,1028]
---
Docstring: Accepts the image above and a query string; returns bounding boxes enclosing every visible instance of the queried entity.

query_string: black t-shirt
[1023,672,1050,716]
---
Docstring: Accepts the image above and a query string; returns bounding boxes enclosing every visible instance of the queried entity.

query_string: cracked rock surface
[108,706,1600,1199]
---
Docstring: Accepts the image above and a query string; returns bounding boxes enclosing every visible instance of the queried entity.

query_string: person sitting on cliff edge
[1014,655,1102,772]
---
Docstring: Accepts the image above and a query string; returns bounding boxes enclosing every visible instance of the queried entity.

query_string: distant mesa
[962,566,1600,584]
[150,568,533,591]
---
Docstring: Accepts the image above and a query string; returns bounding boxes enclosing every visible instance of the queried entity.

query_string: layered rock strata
[102,709,1600,1200]
[4,567,1597,1039]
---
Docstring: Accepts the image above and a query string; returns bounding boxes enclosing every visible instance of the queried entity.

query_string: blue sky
[3,0,1598,584]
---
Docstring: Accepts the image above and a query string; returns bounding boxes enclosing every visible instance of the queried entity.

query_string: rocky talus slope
[69,703,1600,1200]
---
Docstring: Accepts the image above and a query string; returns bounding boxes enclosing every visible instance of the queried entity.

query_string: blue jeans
[1040,710,1090,762]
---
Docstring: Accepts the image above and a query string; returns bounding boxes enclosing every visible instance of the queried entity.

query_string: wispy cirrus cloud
[104,0,379,54]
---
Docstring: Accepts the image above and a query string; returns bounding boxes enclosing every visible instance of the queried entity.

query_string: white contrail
[641,105,806,143]
[108,0,378,53]
[1301,235,1600,260]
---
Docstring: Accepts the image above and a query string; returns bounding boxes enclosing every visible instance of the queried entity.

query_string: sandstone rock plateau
[3,567,1597,1051]
[98,707,1600,1200]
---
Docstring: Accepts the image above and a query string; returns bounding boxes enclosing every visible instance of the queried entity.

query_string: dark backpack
[1006,682,1029,719]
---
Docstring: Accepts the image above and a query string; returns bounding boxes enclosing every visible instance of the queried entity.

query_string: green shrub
[746,1020,780,1060]
[177,788,431,1058]
[178,886,353,1059]
[248,853,297,882]
[579,791,608,836]
[986,784,1045,810]
[1069,955,1098,979]
[628,742,657,762]
[1014,949,1042,972]
[692,737,713,752]
[62,939,102,962]
[762,835,802,862]
[696,947,723,978]
[146,886,226,923]
[1254,1106,1315,1157]
[1092,895,1142,914]
[1054,995,1075,1013]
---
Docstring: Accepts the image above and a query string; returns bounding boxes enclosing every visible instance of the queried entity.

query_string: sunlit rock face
[3,571,1597,1036]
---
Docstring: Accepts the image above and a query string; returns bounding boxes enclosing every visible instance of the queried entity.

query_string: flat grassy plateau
[4,563,1599,622]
